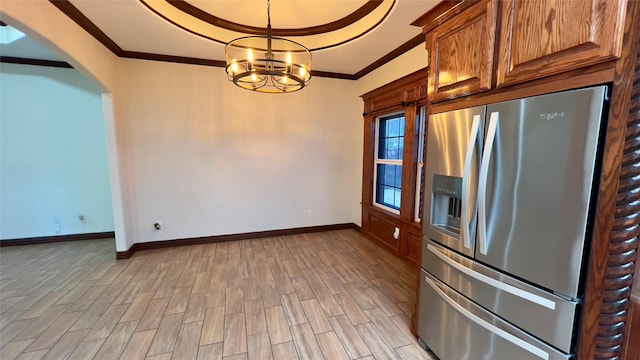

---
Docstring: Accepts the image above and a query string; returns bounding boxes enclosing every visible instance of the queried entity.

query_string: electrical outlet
[78,214,86,224]
[307,210,313,217]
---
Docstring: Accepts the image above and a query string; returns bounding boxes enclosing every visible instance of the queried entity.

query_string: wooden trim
[115,245,136,260]
[0,232,115,247]
[166,0,384,37]
[429,63,616,114]
[47,0,425,80]
[353,34,426,79]
[49,0,122,55]
[0,56,73,68]
[578,0,640,358]
[115,223,359,259]
[361,67,428,100]
[120,51,226,67]
[142,0,395,52]
[311,71,357,81]
[411,0,480,33]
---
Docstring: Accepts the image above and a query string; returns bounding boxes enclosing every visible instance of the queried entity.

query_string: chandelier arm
[225,0,311,93]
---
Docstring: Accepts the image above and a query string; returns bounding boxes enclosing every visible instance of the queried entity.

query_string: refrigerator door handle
[427,243,556,310]
[478,111,499,255]
[461,114,481,249]
[423,274,551,360]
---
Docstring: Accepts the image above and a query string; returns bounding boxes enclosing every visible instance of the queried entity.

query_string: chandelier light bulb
[224,0,311,93]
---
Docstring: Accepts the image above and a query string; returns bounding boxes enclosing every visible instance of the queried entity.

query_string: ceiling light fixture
[225,0,312,93]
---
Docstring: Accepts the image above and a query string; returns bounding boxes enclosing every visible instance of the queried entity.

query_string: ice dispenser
[430,174,463,234]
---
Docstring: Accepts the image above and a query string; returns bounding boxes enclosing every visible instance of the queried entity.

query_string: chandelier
[225,0,312,93]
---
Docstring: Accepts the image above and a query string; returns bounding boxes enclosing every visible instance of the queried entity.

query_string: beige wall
[117,59,363,243]
[1,0,428,250]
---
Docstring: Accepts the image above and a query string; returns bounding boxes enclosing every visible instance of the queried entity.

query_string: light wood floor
[0,229,434,360]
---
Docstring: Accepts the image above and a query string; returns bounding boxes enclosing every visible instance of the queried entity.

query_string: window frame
[373,111,405,215]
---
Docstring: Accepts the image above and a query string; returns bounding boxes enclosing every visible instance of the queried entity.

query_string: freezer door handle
[478,111,499,255]
[427,244,556,310]
[461,114,481,249]
[424,274,551,360]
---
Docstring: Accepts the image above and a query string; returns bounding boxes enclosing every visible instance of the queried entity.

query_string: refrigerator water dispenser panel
[431,174,463,234]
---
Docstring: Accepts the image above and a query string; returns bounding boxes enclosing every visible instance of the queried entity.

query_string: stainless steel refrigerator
[417,86,609,360]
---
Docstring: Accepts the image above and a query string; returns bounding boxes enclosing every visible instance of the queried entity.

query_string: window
[415,106,427,222]
[373,113,405,214]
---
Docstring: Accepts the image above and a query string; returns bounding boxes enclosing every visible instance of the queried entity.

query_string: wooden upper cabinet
[427,0,497,102]
[497,0,627,87]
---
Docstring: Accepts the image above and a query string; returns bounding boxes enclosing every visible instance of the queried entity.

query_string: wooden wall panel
[367,211,400,254]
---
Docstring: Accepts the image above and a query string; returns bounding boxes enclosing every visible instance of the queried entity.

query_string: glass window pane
[384,165,395,185]
[395,165,402,187]
[379,120,387,139]
[378,137,386,158]
[394,188,402,208]
[388,118,400,137]
[399,116,405,136]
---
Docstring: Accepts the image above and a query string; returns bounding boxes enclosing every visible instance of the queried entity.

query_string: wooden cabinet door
[427,0,497,102]
[497,0,627,87]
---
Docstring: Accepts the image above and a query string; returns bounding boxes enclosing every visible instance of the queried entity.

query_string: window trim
[373,111,404,215]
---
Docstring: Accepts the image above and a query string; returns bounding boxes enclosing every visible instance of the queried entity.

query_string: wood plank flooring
[0,230,434,360]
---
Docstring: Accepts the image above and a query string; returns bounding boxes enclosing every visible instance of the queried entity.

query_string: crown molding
[0,56,73,68]
[47,0,424,80]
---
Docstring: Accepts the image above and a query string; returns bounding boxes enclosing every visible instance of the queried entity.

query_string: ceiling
[0,0,439,78]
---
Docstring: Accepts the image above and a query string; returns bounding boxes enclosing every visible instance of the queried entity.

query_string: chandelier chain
[267,0,271,28]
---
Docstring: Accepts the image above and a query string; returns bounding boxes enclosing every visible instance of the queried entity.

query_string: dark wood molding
[411,0,480,33]
[115,244,136,260]
[115,223,359,259]
[120,51,226,67]
[578,0,640,358]
[0,56,73,68]
[429,62,616,114]
[361,67,428,100]
[166,0,384,37]
[354,34,425,80]
[142,0,395,52]
[49,0,123,55]
[0,232,115,247]
[47,0,425,80]
[310,71,357,81]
